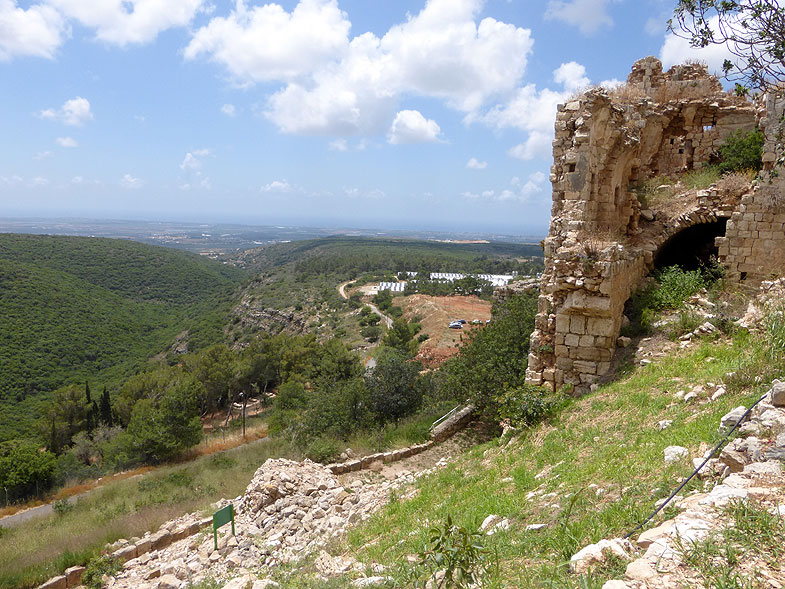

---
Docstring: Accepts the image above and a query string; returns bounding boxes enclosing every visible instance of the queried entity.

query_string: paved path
[337,280,393,328]
[0,493,80,528]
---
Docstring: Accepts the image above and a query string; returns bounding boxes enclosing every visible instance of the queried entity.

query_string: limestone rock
[664,446,689,464]
[720,406,748,431]
[157,574,182,589]
[771,381,785,407]
[625,558,656,581]
[569,538,634,574]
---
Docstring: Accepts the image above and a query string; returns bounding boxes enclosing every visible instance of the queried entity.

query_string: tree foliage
[670,0,785,90]
[0,440,56,501]
[365,348,425,424]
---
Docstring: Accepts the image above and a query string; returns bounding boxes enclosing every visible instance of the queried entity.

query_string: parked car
[471,319,481,324]
[457,319,467,324]
[448,321,462,329]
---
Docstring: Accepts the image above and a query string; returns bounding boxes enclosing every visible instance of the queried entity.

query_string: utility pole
[240,392,247,440]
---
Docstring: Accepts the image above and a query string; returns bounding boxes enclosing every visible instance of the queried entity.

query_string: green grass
[681,166,722,190]
[0,437,294,589]
[341,333,777,587]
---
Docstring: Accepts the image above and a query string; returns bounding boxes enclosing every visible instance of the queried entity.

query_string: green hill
[0,234,247,441]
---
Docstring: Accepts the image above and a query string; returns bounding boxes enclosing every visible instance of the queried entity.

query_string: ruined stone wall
[526,57,758,393]
[719,92,785,283]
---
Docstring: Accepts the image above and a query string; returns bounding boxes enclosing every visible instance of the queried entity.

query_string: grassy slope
[0,234,247,441]
[344,333,773,587]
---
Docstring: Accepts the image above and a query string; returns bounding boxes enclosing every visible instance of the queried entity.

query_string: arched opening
[654,219,727,270]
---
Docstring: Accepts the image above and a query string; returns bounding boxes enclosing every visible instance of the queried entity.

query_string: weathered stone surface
[720,406,748,431]
[38,576,66,589]
[771,381,785,407]
[64,566,85,587]
[569,538,634,574]
[664,445,689,464]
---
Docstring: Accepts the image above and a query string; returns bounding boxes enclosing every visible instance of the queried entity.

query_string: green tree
[715,128,764,173]
[40,384,89,451]
[383,317,418,357]
[0,440,56,501]
[439,292,538,412]
[365,349,425,424]
[99,386,113,426]
[124,374,203,463]
[670,0,785,90]
[186,344,238,415]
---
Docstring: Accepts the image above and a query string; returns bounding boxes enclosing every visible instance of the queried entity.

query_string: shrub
[764,303,785,361]
[52,498,74,517]
[715,128,763,174]
[492,386,563,427]
[417,515,494,588]
[652,266,707,309]
[82,554,121,589]
[360,325,381,342]
[304,437,340,463]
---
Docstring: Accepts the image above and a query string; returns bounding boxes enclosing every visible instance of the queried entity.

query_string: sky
[0,0,735,235]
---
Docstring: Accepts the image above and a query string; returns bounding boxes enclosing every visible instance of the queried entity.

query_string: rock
[351,577,392,587]
[602,582,631,589]
[640,209,655,222]
[664,446,689,464]
[252,581,280,589]
[38,576,66,589]
[720,406,748,431]
[711,386,727,401]
[314,550,354,576]
[617,336,631,348]
[772,381,785,407]
[569,538,634,574]
[625,558,656,581]
[64,566,85,586]
[157,574,182,589]
[486,518,510,535]
[222,576,255,589]
[657,420,673,431]
[720,446,750,473]
[683,392,697,403]
[479,514,502,532]
[525,523,547,531]
[636,521,674,549]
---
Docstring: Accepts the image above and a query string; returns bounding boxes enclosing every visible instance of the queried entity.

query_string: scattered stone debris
[572,380,785,588]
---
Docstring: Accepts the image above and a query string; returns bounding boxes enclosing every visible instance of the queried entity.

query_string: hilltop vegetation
[0,234,247,441]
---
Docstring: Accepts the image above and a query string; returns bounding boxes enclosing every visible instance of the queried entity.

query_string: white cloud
[119,173,143,189]
[342,186,385,199]
[463,171,546,203]
[189,0,532,136]
[56,136,78,147]
[180,149,209,170]
[192,148,210,157]
[388,110,442,145]
[553,61,590,94]
[31,176,49,186]
[544,0,616,35]
[466,157,487,170]
[71,175,83,184]
[0,0,67,61]
[38,96,93,126]
[470,62,591,161]
[599,78,623,89]
[660,16,735,75]
[185,0,350,83]
[329,138,348,151]
[34,150,53,160]
[221,103,236,116]
[260,179,295,193]
[0,174,23,186]
[50,0,204,45]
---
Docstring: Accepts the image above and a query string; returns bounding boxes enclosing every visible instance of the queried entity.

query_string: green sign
[213,503,235,550]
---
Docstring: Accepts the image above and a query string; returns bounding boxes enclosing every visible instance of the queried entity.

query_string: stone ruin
[526,56,785,394]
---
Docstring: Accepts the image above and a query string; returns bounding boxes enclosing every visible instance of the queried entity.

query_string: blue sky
[0,0,734,235]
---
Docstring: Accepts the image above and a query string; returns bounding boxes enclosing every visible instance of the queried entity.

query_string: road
[337,280,393,328]
[0,492,82,528]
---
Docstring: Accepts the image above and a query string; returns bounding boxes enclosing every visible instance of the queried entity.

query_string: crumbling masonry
[526,57,785,394]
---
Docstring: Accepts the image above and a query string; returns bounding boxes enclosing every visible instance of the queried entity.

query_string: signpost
[212,503,235,550]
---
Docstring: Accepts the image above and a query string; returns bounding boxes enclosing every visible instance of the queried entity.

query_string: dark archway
[654,219,728,270]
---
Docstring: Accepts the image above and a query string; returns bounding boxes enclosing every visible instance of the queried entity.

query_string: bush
[52,498,74,516]
[764,303,785,361]
[82,554,121,589]
[715,128,763,174]
[304,438,340,463]
[360,325,381,342]
[492,386,562,428]
[652,266,707,309]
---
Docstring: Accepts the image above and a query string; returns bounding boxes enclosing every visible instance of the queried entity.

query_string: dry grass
[608,83,645,103]
[715,169,756,199]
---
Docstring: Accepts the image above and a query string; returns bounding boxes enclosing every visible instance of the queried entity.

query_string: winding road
[338,280,395,370]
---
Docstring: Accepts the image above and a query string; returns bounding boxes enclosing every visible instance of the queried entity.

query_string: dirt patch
[399,294,492,367]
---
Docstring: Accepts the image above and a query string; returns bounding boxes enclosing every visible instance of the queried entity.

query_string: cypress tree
[99,386,112,426]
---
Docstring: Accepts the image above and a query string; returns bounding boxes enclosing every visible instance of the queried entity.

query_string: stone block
[64,566,85,587]
[573,360,597,374]
[565,334,580,347]
[112,544,137,563]
[570,315,586,335]
[555,314,570,333]
[135,538,152,556]
[150,529,172,551]
[39,576,66,589]
[587,317,615,337]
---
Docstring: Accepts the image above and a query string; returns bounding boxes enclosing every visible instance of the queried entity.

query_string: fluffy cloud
[544,0,616,35]
[38,96,93,126]
[0,0,66,61]
[660,16,735,75]
[187,0,532,136]
[56,136,78,147]
[466,157,487,170]
[34,150,53,159]
[31,176,49,186]
[221,103,236,117]
[49,0,204,45]
[185,0,350,82]
[180,149,209,170]
[388,110,442,145]
[119,173,143,189]
[329,138,348,152]
[471,62,589,161]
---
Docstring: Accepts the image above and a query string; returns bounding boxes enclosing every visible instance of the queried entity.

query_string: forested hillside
[0,234,247,441]
[235,236,543,277]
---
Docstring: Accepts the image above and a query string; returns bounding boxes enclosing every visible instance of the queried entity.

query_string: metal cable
[624,390,770,540]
